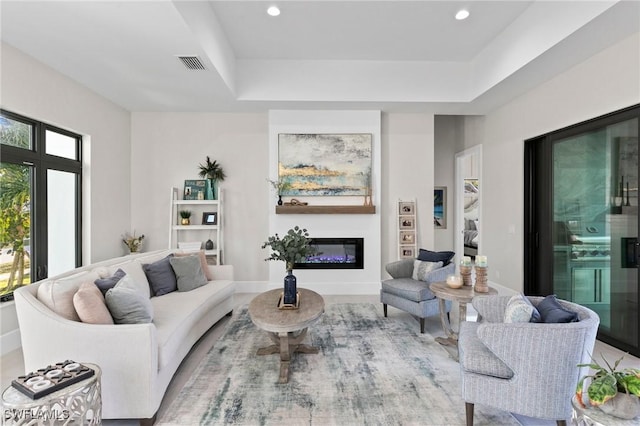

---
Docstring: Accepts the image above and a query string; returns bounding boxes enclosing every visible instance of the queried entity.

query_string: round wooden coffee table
[248,288,325,383]
[429,281,497,347]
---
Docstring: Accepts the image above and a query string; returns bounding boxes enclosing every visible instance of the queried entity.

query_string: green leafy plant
[261,226,316,271]
[576,354,640,407]
[198,156,226,181]
[179,210,191,219]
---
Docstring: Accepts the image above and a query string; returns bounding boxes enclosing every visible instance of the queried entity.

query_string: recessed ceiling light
[267,6,280,17]
[455,9,470,20]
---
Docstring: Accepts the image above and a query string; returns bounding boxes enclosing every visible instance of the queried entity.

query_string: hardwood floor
[1,293,637,425]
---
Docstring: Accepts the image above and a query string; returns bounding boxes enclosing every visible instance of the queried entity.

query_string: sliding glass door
[525,105,639,356]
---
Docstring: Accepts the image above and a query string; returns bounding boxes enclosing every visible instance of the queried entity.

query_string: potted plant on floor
[261,226,316,306]
[198,156,226,200]
[576,354,640,419]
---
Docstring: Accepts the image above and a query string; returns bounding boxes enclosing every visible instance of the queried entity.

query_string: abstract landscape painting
[278,134,372,196]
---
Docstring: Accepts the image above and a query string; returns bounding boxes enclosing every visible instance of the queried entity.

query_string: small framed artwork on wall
[399,231,415,244]
[399,201,415,215]
[399,216,415,230]
[434,186,447,229]
[400,246,415,259]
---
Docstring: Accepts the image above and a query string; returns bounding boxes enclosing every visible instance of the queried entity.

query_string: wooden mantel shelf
[275,205,376,214]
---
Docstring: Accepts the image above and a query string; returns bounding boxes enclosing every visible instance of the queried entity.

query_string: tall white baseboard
[1,329,22,356]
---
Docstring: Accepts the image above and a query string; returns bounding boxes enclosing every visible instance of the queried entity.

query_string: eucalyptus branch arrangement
[261,226,316,271]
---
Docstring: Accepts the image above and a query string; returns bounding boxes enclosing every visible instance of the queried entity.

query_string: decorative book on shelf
[11,360,95,399]
[183,179,207,200]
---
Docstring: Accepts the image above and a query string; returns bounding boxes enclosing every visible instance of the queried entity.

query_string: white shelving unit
[169,187,223,264]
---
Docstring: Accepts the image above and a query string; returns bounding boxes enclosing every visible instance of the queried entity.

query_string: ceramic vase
[278,195,283,206]
[599,393,640,419]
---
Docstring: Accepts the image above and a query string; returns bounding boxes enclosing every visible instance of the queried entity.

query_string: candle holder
[459,265,473,286]
[474,265,489,293]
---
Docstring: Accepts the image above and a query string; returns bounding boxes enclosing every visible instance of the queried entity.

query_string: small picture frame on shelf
[202,212,217,225]
[399,246,415,259]
[399,230,415,244]
[399,201,415,215]
[399,216,415,229]
[184,180,207,200]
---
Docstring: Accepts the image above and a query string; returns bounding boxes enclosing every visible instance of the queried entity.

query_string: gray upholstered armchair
[458,295,600,426]
[380,258,453,333]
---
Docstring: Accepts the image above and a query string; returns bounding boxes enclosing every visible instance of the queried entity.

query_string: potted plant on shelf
[179,210,192,225]
[122,231,144,254]
[267,178,292,206]
[198,156,226,200]
[261,226,316,306]
[576,354,640,419]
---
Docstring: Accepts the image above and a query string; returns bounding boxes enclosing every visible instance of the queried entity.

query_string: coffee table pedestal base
[256,328,319,383]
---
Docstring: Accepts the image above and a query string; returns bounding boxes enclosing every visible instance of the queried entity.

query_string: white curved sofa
[13,249,235,421]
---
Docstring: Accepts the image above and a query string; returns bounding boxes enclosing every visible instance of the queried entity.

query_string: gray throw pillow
[170,255,208,292]
[94,268,126,295]
[105,275,153,324]
[142,254,177,296]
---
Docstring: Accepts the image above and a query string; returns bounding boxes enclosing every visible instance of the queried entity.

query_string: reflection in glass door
[551,117,638,353]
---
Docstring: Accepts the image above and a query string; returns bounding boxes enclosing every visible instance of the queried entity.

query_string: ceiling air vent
[177,55,207,71]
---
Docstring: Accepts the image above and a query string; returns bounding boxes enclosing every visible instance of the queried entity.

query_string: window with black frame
[0,110,82,301]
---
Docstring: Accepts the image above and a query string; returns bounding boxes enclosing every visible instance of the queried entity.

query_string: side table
[2,363,101,425]
[572,396,639,426]
[429,281,497,347]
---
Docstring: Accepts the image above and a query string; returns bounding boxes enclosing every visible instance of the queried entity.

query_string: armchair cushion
[537,294,579,323]
[459,322,514,379]
[411,260,443,281]
[381,278,436,303]
[417,249,455,265]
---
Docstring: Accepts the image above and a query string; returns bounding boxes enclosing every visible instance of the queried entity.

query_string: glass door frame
[524,104,640,356]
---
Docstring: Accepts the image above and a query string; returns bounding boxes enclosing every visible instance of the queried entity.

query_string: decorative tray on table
[11,360,95,399]
[277,292,300,310]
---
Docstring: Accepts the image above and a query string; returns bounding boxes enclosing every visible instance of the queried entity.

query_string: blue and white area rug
[157,303,518,425]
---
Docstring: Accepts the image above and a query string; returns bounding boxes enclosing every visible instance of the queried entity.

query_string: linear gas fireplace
[295,237,364,269]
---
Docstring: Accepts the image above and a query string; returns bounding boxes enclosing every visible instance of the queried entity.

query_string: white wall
[434,115,461,251]
[1,42,131,354]
[264,110,382,294]
[130,112,269,282]
[463,32,640,292]
[381,113,436,266]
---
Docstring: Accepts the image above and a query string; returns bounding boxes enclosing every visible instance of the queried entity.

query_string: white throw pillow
[411,260,443,282]
[37,270,100,321]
